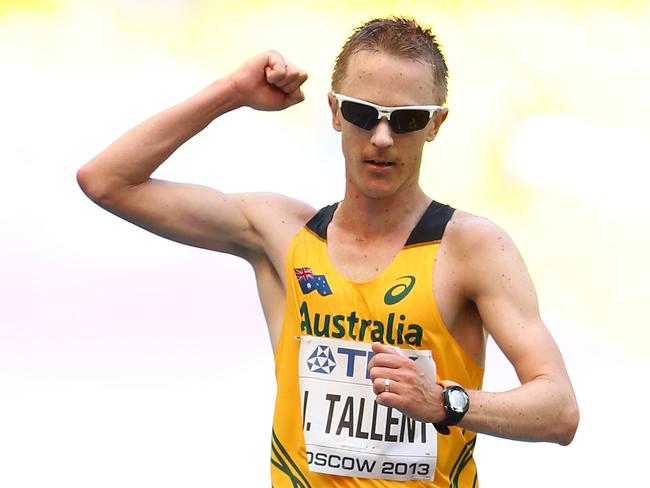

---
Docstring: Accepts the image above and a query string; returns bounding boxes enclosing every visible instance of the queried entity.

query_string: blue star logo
[307,345,337,374]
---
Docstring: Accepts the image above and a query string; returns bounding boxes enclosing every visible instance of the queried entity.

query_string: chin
[357,184,399,200]
[347,171,409,200]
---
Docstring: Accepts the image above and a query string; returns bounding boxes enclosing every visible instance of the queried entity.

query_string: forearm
[460,377,579,445]
[78,77,240,198]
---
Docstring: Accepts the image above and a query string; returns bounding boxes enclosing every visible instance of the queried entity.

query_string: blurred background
[1,0,648,486]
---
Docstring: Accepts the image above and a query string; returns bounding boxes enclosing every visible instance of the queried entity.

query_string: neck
[335,186,431,239]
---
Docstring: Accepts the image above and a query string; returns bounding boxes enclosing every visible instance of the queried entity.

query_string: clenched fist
[368,342,449,424]
[229,51,308,111]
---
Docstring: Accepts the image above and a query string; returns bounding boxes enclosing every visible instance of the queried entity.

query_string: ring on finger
[384,378,391,393]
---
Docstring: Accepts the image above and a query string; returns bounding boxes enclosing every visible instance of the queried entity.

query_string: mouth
[365,159,396,168]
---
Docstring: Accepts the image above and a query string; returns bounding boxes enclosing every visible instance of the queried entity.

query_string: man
[78,17,578,488]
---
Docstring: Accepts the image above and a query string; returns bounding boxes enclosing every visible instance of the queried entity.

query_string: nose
[370,118,394,149]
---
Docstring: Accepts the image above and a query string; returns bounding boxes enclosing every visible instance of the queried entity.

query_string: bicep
[463,224,567,384]
[94,178,266,259]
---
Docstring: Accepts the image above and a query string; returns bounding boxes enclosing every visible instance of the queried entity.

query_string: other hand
[368,342,452,424]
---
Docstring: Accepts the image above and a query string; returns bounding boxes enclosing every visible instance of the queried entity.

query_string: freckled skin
[79,46,578,450]
[329,50,443,202]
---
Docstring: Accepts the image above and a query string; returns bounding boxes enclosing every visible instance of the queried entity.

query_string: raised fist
[230,51,308,111]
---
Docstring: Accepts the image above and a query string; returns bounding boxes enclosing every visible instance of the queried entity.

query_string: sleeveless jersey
[271,201,484,488]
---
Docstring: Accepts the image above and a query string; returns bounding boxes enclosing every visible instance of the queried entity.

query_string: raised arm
[77,51,312,262]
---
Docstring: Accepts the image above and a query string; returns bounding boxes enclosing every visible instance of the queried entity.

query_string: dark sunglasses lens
[390,110,431,134]
[340,101,378,130]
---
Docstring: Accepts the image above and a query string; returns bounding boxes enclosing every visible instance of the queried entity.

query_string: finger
[280,71,308,94]
[271,67,307,102]
[371,341,405,356]
[284,88,305,106]
[372,377,399,395]
[368,352,409,370]
[272,71,298,89]
[265,51,287,84]
[272,65,304,88]
[368,366,404,381]
[375,391,402,409]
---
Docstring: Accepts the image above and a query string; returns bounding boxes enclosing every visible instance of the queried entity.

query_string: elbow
[555,399,580,446]
[76,162,113,206]
[76,163,99,201]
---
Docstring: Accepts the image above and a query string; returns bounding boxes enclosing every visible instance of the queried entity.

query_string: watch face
[448,388,468,413]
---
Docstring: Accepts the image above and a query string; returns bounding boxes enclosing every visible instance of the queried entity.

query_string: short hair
[331,17,449,105]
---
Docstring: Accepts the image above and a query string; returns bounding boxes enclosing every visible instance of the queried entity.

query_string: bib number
[298,337,437,481]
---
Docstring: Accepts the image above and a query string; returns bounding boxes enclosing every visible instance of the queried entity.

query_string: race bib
[298,336,437,481]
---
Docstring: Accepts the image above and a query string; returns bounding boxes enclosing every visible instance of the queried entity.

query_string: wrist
[220,74,247,111]
[434,385,470,435]
[193,76,244,122]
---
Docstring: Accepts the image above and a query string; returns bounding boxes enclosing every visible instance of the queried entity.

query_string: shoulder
[237,192,317,261]
[442,210,527,297]
[443,210,512,253]
[239,192,316,224]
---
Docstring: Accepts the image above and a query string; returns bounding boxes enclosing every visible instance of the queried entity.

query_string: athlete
[77,17,578,487]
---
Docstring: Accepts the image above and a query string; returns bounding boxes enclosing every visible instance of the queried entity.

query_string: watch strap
[433,422,451,435]
[433,385,469,435]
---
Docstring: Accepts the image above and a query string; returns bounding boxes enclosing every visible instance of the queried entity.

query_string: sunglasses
[332,92,443,134]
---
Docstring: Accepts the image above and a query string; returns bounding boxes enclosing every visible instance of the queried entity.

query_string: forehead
[339,50,437,106]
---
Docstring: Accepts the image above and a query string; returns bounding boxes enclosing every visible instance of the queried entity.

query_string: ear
[425,108,448,142]
[327,93,342,132]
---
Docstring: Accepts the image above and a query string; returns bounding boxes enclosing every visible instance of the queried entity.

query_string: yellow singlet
[271,202,484,488]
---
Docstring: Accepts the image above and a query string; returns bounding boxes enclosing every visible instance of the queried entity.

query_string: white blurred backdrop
[1,1,648,486]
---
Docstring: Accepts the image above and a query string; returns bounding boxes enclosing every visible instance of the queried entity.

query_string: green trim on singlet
[271,429,312,488]
[271,444,306,487]
[449,435,477,488]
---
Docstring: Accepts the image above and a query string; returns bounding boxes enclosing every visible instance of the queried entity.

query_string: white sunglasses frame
[331,92,443,131]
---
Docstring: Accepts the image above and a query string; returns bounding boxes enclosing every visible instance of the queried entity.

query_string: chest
[326,231,410,283]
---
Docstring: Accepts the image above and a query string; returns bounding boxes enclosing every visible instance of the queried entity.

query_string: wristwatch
[433,385,470,435]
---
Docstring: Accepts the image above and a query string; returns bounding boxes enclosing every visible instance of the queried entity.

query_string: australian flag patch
[294,267,333,296]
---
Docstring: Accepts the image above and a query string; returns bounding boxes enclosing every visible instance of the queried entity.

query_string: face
[328,50,448,201]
